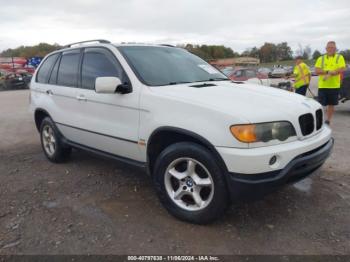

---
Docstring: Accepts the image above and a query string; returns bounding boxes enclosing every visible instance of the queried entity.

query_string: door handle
[76,94,87,101]
[46,89,53,95]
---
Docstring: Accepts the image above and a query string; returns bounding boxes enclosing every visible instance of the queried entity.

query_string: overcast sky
[1,0,349,54]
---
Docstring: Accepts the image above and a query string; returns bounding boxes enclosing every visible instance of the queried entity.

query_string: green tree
[276,42,293,61]
[312,50,322,60]
[0,43,61,58]
[259,42,277,63]
[182,44,238,60]
[241,47,259,58]
[302,45,312,60]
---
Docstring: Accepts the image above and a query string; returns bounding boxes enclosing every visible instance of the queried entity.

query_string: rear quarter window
[36,54,59,83]
[48,54,61,84]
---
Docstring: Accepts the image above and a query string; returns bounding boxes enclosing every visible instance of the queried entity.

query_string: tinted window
[57,50,81,87]
[81,48,123,90]
[246,70,256,78]
[118,46,227,86]
[36,54,59,83]
[49,54,61,84]
[234,70,242,77]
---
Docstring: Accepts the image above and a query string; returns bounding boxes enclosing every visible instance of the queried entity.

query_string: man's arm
[329,67,346,75]
[315,67,328,75]
[330,55,346,75]
[315,57,327,75]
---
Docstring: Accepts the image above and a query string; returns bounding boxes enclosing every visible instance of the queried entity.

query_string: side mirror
[95,77,132,94]
[116,82,132,94]
[95,77,121,94]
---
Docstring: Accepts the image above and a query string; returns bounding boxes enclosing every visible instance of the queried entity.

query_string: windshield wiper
[208,78,230,81]
[192,78,230,83]
[166,78,229,85]
[168,81,192,85]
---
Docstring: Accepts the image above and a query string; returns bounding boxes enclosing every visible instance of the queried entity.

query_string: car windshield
[118,46,229,86]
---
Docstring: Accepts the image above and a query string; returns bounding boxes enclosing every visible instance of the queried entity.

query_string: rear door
[60,47,142,161]
[31,53,60,111]
[46,49,82,135]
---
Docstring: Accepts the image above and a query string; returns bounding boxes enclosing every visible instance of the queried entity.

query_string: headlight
[230,122,296,143]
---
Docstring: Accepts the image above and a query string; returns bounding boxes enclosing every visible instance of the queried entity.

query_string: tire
[40,117,71,163]
[153,142,229,224]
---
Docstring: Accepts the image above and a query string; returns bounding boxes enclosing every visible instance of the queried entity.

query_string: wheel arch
[34,108,52,132]
[146,126,228,175]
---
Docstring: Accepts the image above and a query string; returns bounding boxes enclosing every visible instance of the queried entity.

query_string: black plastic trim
[147,126,229,173]
[226,138,334,201]
[34,108,53,131]
[55,122,138,144]
[230,138,334,184]
[64,139,146,168]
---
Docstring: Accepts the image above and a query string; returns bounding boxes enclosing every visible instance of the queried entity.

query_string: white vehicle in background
[245,77,271,86]
[30,40,333,224]
[269,67,287,78]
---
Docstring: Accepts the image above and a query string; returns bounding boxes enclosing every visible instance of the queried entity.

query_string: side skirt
[63,138,147,170]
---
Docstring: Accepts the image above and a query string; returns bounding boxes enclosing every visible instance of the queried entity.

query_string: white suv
[30,40,333,224]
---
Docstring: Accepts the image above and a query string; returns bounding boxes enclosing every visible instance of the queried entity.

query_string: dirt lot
[0,88,349,255]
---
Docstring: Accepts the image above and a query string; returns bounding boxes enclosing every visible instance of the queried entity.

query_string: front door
[61,47,142,162]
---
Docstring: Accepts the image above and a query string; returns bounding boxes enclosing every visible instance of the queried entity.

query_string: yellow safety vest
[315,54,346,89]
[293,62,310,88]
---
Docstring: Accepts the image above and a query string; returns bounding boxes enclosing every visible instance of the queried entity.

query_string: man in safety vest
[290,56,311,96]
[315,41,346,125]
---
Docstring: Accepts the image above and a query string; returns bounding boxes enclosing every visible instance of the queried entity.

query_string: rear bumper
[226,138,334,201]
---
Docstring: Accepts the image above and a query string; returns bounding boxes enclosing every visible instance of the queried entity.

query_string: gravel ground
[0,87,349,255]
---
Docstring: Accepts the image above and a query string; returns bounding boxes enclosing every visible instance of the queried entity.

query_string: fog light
[269,155,277,166]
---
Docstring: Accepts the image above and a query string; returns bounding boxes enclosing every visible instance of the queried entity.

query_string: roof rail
[62,39,111,49]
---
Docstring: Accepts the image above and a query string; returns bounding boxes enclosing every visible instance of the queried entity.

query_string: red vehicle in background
[0,57,36,74]
[0,57,34,90]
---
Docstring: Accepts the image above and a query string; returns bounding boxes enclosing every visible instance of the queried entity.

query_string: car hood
[150,81,321,123]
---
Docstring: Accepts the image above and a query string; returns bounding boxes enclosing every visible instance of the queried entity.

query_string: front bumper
[217,126,332,174]
[226,138,334,201]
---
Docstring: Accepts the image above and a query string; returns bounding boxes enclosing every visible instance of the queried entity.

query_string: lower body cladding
[217,127,334,201]
[228,139,333,200]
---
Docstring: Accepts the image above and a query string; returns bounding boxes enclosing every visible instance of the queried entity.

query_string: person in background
[315,41,346,125]
[288,56,311,96]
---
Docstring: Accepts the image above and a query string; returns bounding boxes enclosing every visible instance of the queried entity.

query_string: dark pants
[295,85,308,96]
[318,88,339,106]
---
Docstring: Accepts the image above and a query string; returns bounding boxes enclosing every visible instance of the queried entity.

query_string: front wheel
[153,142,229,224]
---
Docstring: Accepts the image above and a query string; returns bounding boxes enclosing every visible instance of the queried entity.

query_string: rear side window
[234,70,242,77]
[36,54,59,83]
[48,54,61,84]
[81,48,123,90]
[57,50,81,87]
[246,70,256,78]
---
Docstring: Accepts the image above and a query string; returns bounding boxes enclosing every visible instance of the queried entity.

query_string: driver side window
[81,48,125,90]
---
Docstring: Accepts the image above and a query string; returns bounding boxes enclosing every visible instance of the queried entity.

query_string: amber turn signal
[230,125,257,143]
